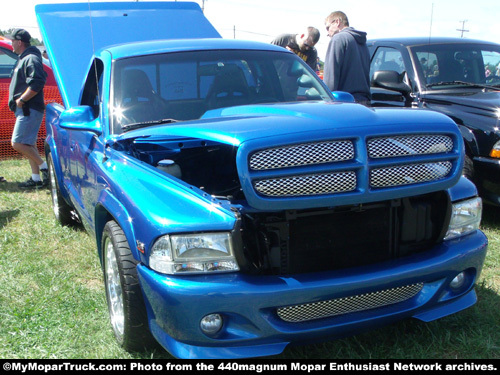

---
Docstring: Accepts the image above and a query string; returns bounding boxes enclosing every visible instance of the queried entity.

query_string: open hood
[35,1,220,108]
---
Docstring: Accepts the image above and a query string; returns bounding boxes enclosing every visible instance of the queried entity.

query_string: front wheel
[102,220,157,352]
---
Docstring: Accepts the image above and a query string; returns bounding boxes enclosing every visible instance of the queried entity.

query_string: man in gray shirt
[6,28,48,189]
[323,11,371,105]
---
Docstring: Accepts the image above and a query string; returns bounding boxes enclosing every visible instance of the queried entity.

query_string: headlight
[149,232,239,274]
[444,197,482,240]
[490,140,500,158]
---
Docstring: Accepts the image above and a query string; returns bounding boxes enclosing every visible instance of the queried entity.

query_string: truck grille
[276,283,424,323]
[247,134,457,200]
[368,135,453,158]
[254,171,356,197]
[371,162,452,188]
[249,140,354,170]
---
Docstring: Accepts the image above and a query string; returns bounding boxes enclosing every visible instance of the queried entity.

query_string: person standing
[323,11,371,105]
[6,28,48,189]
[271,27,320,71]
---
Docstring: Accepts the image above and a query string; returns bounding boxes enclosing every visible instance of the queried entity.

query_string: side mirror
[59,106,101,134]
[297,75,314,88]
[331,91,356,103]
[305,88,322,100]
[371,70,411,94]
[288,61,304,77]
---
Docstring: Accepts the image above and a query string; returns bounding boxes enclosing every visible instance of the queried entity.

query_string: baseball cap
[4,28,31,43]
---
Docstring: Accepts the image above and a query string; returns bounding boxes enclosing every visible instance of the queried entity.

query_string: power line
[218,27,274,39]
[457,20,469,38]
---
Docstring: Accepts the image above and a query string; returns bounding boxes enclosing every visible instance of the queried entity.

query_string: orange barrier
[0,84,62,160]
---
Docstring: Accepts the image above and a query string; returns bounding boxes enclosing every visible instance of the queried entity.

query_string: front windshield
[111,50,331,134]
[411,43,500,89]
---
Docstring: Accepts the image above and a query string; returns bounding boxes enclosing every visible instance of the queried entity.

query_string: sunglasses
[326,19,338,31]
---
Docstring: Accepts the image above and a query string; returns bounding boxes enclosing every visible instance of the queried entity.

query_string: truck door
[67,59,104,226]
[369,46,412,107]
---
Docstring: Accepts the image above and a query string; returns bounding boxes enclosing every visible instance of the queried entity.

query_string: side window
[481,50,500,83]
[370,47,405,80]
[0,47,17,79]
[81,59,104,117]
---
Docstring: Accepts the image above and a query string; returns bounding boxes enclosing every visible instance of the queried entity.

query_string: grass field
[1,158,498,359]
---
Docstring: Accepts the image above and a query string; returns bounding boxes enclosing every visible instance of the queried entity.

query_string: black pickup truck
[368,37,500,206]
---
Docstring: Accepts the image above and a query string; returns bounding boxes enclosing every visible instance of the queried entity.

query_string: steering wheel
[252,97,279,104]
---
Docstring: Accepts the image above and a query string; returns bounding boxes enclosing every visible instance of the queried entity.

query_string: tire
[48,153,76,226]
[102,220,156,352]
[463,154,475,181]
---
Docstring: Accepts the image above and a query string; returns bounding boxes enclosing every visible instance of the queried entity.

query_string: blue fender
[94,189,139,264]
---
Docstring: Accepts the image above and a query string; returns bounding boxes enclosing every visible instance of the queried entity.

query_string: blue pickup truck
[36,2,487,359]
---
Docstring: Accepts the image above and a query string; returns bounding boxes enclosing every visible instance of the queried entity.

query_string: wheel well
[94,204,142,267]
[94,205,115,267]
[463,141,473,158]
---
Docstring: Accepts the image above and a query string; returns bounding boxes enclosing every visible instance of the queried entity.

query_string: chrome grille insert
[371,162,452,188]
[277,283,424,323]
[368,135,453,158]
[254,171,356,197]
[249,140,354,170]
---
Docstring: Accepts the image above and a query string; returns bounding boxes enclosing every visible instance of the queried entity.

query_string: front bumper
[137,230,487,359]
[474,156,500,205]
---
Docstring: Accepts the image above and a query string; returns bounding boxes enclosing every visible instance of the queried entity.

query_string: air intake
[276,283,424,322]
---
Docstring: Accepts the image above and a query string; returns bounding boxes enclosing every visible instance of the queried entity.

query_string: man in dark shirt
[6,28,48,189]
[271,27,320,71]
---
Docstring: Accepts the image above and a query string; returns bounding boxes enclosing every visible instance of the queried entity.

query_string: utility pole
[457,20,469,38]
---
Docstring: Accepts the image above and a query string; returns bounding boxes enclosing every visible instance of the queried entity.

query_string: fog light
[450,272,466,289]
[200,314,223,335]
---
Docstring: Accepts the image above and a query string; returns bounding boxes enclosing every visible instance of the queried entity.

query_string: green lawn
[1,159,498,359]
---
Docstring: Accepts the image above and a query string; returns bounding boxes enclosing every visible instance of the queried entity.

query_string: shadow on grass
[483,204,500,225]
[0,180,50,193]
[0,180,22,193]
[0,208,19,230]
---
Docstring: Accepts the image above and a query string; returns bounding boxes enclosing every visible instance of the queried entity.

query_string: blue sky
[4,0,500,60]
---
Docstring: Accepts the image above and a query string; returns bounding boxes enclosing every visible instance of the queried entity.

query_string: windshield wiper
[426,81,500,91]
[122,118,178,132]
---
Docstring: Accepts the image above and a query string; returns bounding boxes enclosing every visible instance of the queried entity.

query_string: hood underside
[35,1,220,108]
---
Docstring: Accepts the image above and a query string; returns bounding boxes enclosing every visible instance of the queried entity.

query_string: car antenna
[428,2,434,44]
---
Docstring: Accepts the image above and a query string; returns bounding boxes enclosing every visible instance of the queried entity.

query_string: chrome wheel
[101,221,156,351]
[104,235,125,341]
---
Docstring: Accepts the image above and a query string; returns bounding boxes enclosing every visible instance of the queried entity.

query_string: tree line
[0,28,43,46]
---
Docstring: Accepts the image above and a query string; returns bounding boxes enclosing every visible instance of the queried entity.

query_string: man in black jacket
[324,11,371,105]
[6,28,48,189]
[271,27,320,71]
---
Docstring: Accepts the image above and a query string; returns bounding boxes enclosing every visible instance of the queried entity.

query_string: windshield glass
[111,50,331,134]
[411,43,500,90]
